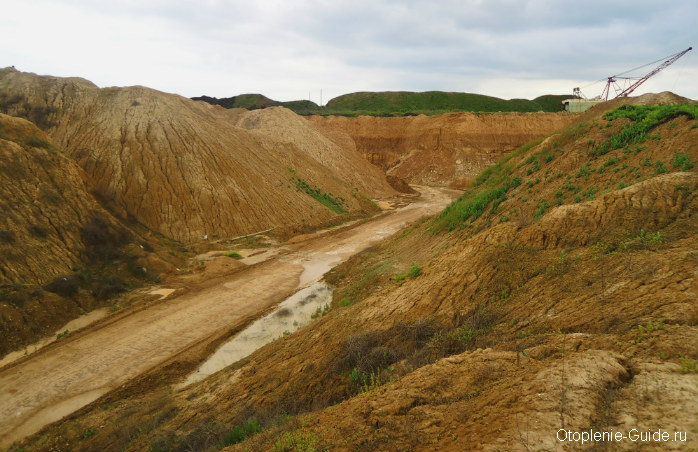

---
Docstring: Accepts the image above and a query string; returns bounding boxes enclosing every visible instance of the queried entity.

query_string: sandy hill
[18,93,697,452]
[0,68,395,244]
[308,112,575,188]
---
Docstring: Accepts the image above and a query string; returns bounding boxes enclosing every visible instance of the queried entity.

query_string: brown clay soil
[308,112,575,188]
[0,186,459,449]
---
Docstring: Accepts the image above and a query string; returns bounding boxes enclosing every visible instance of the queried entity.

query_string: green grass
[224,251,242,259]
[432,137,545,233]
[294,177,346,213]
[222,419,262,447]
[601,104,698,151]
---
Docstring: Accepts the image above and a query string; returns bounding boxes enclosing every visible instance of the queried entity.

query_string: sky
[2,0,697,103]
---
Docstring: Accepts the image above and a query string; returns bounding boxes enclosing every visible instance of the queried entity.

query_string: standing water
[182,281,333,386]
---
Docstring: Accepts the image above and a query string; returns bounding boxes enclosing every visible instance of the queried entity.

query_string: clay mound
[0,68,395,243]
[0,113,117,285]
[308,112,575,187]
[232,107,393,196]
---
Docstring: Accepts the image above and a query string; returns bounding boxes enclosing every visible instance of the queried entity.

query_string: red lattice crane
[600,47,692,100]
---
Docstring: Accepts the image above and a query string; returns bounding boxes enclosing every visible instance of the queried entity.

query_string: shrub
[407,263,422,278]
[654,160,668,175]
[44,273,82,297]
[222,419,261,447]
[91,275,127,299]
[81,215,132,263]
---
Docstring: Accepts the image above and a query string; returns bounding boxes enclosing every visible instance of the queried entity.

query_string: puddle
[182,281,333,386]
[149,288,176,299]
[0,308,109,369]
[297,253,342,287]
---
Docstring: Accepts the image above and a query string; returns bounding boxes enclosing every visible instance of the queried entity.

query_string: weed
[619,229,663,251]
[533,199,549,220]
[222,419,262,446]
[224,251,242,258]
[575,166,590,180]
[672,152,694,171]
[636,319,664,342]
[654,160,668,175]
[56,330,70,340]
[82,428,97,440]
[273,429,319,452]
[310,304,331,319]
[407,263,422,278]
[679,355,698,374]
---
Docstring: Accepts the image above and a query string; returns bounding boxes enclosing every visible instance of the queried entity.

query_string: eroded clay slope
[308,112,575,187]
[0,113,113,285]
[0,113,166,356]
[0,68,395,243]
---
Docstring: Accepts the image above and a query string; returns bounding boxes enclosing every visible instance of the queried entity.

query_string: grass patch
[601,104,698,150]
[222,419,262,447]
[224,251,242,259]
[294,177,346,213]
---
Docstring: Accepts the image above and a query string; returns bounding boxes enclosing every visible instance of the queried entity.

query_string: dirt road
[0,186,458,448]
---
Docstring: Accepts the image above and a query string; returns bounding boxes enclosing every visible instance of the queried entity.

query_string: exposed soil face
[0,113,177,357]
[308,112,575,187]
[0,68,396,244]
[0,186,458,449]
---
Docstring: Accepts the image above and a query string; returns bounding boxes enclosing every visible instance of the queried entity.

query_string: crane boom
[601,47,692,100]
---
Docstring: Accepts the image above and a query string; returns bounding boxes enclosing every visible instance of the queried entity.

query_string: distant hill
[193,91,571,116]
[192,94,322,115]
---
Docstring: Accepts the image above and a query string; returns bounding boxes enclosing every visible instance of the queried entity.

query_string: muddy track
[0,186,459,448]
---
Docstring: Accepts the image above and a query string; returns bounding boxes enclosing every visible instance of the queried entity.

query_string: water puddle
[149,288,176,299]
[182,281,333,386]
[0,308,109,369]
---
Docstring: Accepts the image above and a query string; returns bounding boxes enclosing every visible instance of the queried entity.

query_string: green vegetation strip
[194,91,571,117]
[294,177,347,213]
[599,104,698,152]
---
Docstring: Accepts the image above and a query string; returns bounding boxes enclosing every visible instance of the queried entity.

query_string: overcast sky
[2,0,697,103]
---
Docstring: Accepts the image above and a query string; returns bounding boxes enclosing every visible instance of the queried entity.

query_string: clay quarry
[0,67,696,452]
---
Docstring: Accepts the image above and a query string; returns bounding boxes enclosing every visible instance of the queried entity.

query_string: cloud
[1,0,696,101]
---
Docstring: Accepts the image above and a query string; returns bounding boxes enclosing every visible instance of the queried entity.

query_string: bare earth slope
[308,112,575,187]
[0,68,395,243]
[0,113,167,356]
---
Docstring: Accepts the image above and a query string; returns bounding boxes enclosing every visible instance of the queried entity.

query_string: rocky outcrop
[0,68,395,244]
[308,112,575,187]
